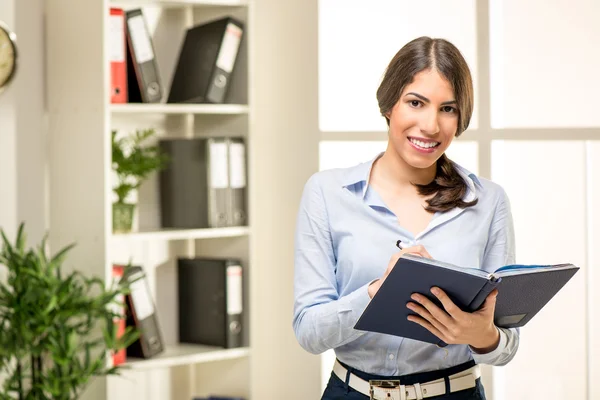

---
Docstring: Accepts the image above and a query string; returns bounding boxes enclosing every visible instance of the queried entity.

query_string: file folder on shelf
[123,266,165,358]
[111,264,127,365]
[125,9,163,103]
[109,8,127,103]
[167,16,244,104]
[177,258,243,348]
[227,137,247,226]
[159,137,247,229]
[208,137,230,227]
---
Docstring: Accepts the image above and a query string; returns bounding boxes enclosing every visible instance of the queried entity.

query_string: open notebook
[354,254,579,346]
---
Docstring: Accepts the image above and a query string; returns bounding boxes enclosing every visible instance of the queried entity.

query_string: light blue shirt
[293,153,520,376]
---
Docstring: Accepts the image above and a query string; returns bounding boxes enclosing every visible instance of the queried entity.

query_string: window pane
[491,141,586,399]
[490,0,600,128]
[446,140,478,176]
[319,141,387,171]
[319,0,478,132]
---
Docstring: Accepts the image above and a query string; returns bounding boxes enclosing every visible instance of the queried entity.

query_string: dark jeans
[322,360,486,400]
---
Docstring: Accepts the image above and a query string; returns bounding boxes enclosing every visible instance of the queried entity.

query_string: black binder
[167,17,244,104]
[177,258,243,348]
[125,9,163,103]
[159,137,247,229]
[159,137,228,228]
[123,266,165,358]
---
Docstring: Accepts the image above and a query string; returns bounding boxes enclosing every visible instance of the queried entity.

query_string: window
[490,0,600,128]
[491,141,587,399]
[319,0,478,132]
[317,1,600,398]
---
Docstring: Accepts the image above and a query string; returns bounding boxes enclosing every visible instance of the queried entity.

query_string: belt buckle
[369,379,402,400]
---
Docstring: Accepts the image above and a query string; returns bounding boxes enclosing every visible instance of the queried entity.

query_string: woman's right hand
[368,245,433,298]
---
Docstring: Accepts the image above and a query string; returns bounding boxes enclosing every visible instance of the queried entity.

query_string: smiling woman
[294,36,520,400]
[376,38,476,214]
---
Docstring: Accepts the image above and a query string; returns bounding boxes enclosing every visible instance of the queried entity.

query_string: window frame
[318,1,598,398]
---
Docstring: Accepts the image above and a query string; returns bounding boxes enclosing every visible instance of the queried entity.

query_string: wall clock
[0,21,17,93]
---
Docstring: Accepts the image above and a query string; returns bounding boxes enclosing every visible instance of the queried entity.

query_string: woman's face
[386,68,459,170]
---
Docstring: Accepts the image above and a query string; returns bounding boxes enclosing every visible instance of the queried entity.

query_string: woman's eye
[409,100,422,107]
[441,105,456,113]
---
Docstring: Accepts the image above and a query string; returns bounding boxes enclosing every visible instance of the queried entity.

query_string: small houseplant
[0,223,139,399]
[112,128,169,233]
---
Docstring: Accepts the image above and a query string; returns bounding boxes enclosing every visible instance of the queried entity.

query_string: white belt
[333,360,481,400]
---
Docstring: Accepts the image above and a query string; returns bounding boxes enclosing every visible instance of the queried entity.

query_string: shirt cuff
[470,326,507,364]
[338,280,374,314]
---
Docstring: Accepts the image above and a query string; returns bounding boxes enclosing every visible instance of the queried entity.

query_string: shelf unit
[124,344,250,370]
[110,103,250,115]
[47,0,253,399]
[112,226,250,241]
[111,0,248,7]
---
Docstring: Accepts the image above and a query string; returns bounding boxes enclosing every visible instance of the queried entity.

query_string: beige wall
[250,0,322,398]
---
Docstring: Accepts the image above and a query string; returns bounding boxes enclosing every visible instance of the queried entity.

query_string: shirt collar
[341,152,382,198]
[341,152,483,200]
[452,162,481,202]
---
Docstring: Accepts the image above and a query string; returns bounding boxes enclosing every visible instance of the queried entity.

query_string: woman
[293,36,519,400]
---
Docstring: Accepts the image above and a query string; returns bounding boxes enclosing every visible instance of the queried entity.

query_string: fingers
[388,251,403,265]
[406,301,450,337]
[401,244,432,259]
[410,292,455,326]
[385,251,403,274]
[480,289,498,313]
[383,244,433,283]
[428,287,463,319]
[389,244,432,266]
[406,314,447,342]
[409,287,500,347]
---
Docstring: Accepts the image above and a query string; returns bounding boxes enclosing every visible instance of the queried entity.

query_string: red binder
[109,8,128,103]
[112,264,127,366]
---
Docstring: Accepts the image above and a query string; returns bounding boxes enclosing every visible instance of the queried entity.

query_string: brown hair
[376,36,477,213]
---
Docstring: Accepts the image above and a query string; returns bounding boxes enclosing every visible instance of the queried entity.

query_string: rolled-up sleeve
[472,188,520,366]
[292,174,369,355]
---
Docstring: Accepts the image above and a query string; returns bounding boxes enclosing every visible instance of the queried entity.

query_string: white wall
[0,0,47,244]
[0,3,19,243]
[0,1,46,389]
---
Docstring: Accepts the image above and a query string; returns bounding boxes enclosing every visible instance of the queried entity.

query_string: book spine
[467,279,501,311]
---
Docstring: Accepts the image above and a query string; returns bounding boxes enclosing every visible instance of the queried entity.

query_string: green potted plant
[0,223,139,399]
[112,128,169,233]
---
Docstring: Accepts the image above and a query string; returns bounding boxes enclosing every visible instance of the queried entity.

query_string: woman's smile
[407,136,441,153]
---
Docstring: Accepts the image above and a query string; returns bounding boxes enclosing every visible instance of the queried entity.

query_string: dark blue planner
[354,254,579,346]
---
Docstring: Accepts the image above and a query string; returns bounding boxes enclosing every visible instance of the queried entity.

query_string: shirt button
[388,353,395,360]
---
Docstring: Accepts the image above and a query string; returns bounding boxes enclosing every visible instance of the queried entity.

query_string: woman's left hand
[406,287,500,353]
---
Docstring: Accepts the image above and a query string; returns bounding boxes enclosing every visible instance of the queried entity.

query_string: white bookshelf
[110,103,249,115]
[112,226,250,241]
[47,1,253,399]
[124,345,250,370]
[111,0,248,7]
